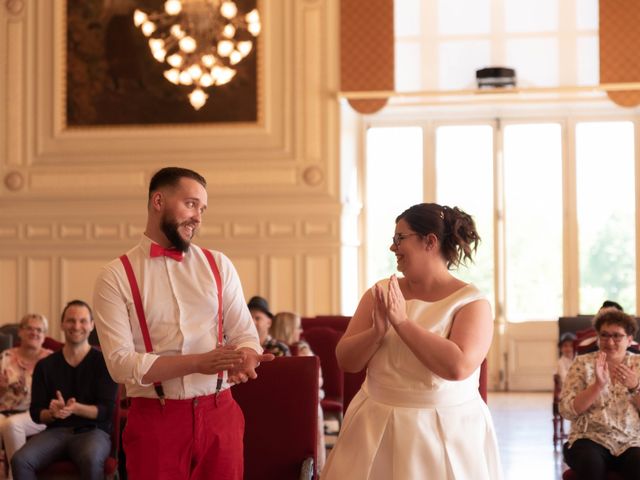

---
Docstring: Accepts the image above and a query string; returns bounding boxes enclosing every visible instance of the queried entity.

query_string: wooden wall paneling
[26,257,53,328]
[0,257,19,325]
[60,256,111,315]
[506,321,557,391]
[268,255,296,314]
[232,255,261,305]
[304,254,337,316]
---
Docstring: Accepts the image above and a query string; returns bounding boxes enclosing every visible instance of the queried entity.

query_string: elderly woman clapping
[560,308,640,480]
[0,313,53,474]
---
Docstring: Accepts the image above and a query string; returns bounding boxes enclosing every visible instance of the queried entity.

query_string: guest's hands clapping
[613,362,639,390]
[49,390,75,419]
[595,352,610,388]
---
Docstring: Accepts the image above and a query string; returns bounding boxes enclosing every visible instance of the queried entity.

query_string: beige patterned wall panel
[60,257,110,312]
[232,256,261,304]
[0,0,344,320]
[5,21,23,167]
[268,256,296,314]
[304,254,336,315]
[26,257,54,328]
[302,6,323,164]
[0,258,19,325]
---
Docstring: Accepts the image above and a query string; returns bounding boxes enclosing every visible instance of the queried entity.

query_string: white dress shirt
[93,235,261,399]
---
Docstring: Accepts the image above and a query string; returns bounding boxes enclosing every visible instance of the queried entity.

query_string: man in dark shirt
[11,300,118,480]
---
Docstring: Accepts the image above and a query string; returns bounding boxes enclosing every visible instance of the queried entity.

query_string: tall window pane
[438,40,491,90]
[366,127,424,286]
[505,0,557,32]
[436,125,495,308]
[576,122,636,314]
[438,0,490,35]
[506,38,559,87]
[504,124,563,321]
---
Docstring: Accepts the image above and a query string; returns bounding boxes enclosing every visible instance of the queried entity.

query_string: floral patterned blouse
[0,347,53,412]
[262,336,291,357]
[559,351,640,455]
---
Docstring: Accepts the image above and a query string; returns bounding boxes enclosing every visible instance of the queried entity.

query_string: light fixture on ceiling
[133,0,261,110]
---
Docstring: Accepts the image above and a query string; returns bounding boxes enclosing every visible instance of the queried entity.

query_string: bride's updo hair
[395,203,480,269]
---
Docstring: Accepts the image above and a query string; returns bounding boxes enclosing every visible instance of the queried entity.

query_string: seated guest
[0,314,53,478]
[247,296,290,357]
[557,332,576,383]
[271,311,326,471]
[601,300,624,312]
[559,308,640,480]
[11,300,118,480]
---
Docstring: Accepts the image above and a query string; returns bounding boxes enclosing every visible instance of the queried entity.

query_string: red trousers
[123,389,244,480]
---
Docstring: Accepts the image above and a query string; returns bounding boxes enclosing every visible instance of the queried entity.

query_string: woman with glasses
[559,308,640,479]
[0,313,53,477]
[322,203,501,480]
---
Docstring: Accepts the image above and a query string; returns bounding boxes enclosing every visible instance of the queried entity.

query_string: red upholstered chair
[42,336,64,352]
[36,384,123,480]
[343,369,366,413]
[233,356,319,480]
[302,327,345,424]
[301,316,351,333]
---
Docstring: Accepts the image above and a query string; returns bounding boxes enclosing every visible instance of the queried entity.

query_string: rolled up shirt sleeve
[93,265,158,387]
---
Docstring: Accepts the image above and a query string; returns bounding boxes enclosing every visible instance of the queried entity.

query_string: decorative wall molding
[0,0,344,326]
[3,171,24,191]
[0,216,339,246]
[4,0,24,16]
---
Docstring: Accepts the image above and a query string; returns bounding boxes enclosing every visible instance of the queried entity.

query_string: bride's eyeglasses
[392,233,420,247]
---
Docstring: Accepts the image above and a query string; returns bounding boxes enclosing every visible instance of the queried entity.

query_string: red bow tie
[150,244,184,262]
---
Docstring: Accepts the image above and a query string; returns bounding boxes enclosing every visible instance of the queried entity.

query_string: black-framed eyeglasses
[392,233,420,247]
[598,332,628,343]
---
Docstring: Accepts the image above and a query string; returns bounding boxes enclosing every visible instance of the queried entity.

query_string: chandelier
[133,0,261,110]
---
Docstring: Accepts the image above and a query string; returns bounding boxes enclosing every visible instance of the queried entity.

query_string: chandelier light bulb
[201,54,216,68]
[220,1,238,19]
[133,10,148,27]
[189,88,208,110]
[217,40,234,57]
[149,38,165,51]
[179,71,194,85]
[248,21,261,37]
[188,64,203,80]
[164,0,182,15]
[141,21,157,37]
[223,24,236,39]
[237,41,252,57]
[152,48,167,62]
[163,68,180,85]
[215,67,236,85]
[246,9,259,25]
[170,24,186,39]
[229,50,242,65]
[132,1,260,110]
[179,36,197,53]
[199,73,214,87]
[167,53,184,68]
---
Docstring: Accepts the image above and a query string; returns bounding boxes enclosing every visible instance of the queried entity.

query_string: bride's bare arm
[335,285,388,373]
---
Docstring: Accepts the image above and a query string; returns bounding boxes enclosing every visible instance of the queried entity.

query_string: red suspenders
[119,246,225,404]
